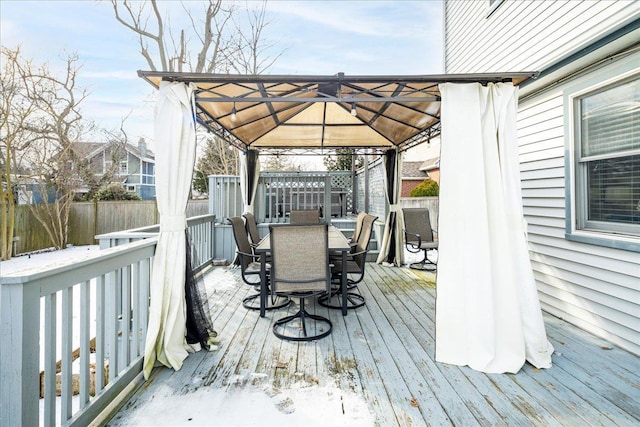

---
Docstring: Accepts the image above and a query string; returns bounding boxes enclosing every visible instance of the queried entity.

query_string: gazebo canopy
[138,71,537,154]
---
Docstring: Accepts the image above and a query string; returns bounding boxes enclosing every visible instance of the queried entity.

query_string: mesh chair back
[351,211,367,243]
[353,214,377,265]
[290,209,321,224]
[402,208,434,243]
[243,212,261,245]
[229,216,254,270]
[269,224,329,294]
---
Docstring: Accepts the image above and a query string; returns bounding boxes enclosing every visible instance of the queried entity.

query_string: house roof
[419,155,440,171]
[126,142,155,161]
[138,71,537,155]
[73,142,105,159]
[402,161,429,178]
[74,141,155,162]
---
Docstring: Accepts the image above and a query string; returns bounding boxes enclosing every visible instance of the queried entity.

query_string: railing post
[323,175,331,223]
[0,280,40,427]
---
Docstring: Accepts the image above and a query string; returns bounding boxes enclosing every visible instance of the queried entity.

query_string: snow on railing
[1,239,156,427]
[0,214,216,426]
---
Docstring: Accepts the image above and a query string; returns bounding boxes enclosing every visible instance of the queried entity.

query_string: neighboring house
[444,1,640,355]
[78,138,156,200]
[419,156,440,184]
[401,137,441,196]
[401,161,430,197]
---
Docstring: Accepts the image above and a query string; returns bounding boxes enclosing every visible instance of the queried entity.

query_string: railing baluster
[95,274,106,392]
[139,258,150,348]
[122,266,131,366]
[61,287,73,421]
[44,293,57,427]
[131,263,140,358]
[106,271,119,380]
[80,280,90,408]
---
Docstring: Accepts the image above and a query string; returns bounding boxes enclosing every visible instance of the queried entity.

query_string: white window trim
[563,53,640,252]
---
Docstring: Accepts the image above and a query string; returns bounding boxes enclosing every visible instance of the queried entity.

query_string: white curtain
[435,82,554,373]
[376,149,405,266]
[143,82,198,379]
[240,149,260,214]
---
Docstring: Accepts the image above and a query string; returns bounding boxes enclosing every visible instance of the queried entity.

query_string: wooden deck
[108,264,639,426]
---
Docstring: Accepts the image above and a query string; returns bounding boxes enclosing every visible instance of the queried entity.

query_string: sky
[0,0,443,149]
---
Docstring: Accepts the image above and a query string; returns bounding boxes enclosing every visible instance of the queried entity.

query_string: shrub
[410,179,439,197]
[95,184,142,201]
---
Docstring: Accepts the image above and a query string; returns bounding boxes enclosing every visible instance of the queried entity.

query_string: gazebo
[136,71,555,379]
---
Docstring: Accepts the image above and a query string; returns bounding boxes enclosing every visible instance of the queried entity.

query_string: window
[567,69,640,247]
[119,161,128,174]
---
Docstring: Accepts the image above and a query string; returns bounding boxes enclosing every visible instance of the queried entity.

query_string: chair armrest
[403,229,423,246]
[348,248,369,258]
[236,249,261,263]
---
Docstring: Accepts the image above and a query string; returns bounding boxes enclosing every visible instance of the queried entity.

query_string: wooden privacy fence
[9,200,208,255]
[400,197,439,231]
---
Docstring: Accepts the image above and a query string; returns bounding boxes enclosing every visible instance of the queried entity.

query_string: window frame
[563,55,640,252]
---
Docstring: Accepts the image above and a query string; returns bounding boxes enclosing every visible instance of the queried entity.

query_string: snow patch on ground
[112,379,374,426]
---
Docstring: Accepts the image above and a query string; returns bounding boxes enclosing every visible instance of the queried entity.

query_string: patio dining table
[254,225,352,316]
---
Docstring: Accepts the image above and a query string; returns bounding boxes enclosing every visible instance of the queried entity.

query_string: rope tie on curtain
[389,204,401,213]
[161,214,187,232]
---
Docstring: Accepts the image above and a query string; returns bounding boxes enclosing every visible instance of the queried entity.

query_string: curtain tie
[389,204,401,213]
[161,214,187,232]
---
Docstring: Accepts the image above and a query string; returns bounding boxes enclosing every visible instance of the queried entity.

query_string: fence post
[0,280,40,427]
[94,199,99,241]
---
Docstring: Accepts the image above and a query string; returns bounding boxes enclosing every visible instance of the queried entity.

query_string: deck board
[108,264,640,427]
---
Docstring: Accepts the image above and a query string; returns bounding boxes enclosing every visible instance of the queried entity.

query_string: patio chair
[269,223,332,341]
[349,211,367,247]
[402,208,438,271]
[320,213,377,310]
[228,217,290,311]
[290,209,321,224]
[243,212,262,247]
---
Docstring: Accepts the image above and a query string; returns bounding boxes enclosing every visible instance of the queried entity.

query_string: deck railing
[208,172,354,224]
[0,214,216,427]
[96,214,216,275]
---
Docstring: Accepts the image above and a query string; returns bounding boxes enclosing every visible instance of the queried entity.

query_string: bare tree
[261,155,301,172]
[28,53,89,250]
[227,1,284,74]
[0,47,42,259]
[110,0,236,73]
[199,134,239,174]
[192,134,239,194]
[109,0,284,183]
[110,0,283,74]
[0,47,90,253]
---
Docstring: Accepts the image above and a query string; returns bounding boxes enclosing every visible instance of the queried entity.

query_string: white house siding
[444,1,640,355]
[444,0,640,72]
